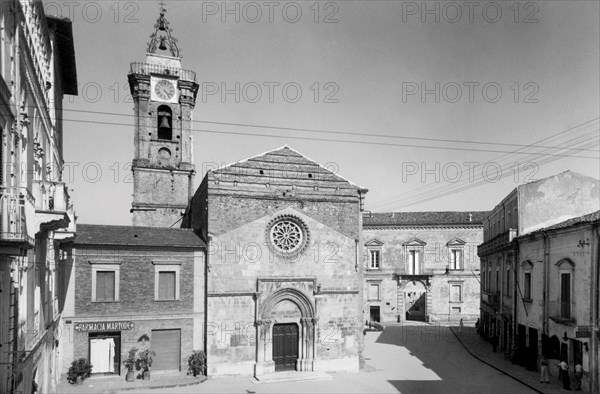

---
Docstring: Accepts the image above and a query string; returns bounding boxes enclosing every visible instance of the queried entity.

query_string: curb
[449,327,544,394]
[110,376,207,393]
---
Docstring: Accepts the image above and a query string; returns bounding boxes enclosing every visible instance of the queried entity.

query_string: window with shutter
[96,271,115,301]
[158,271,176,300]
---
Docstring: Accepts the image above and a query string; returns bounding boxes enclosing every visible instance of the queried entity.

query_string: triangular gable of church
[210,145,366,192]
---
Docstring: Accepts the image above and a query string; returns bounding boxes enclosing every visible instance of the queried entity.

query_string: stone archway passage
[404,281,427,322]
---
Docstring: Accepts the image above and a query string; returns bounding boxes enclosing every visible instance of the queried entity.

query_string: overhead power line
[62,117,600,159]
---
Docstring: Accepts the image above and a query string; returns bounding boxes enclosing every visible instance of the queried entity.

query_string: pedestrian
[540,355,549,384]
[574,362,582,390]
[558,359,571,390]
[458,319,463,335]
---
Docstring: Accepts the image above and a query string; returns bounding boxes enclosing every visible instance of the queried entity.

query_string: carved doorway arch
[255,288,317,376]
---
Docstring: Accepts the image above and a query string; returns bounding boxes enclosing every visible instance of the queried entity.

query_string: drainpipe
[591,224,599,394]
[542,232,549,345]
[512,238,519,359]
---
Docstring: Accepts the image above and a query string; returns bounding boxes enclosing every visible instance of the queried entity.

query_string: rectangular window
[449,249,463,270]
[369,283,380,301]
[369,250,380,269]
[450,284,462,303]
[96,271,116,301]
[495,271,499,294]
[158,272,176,300]
[524,272,532,300]
[560,273,571,319]
[451,307,461,314]
[91,263,120,302]
[153,263,181,301]
[408,250,419,274]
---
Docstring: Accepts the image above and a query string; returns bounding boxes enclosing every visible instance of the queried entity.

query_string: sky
[46,0,600,225]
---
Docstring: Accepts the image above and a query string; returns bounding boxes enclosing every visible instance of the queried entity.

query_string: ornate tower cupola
[127,3,199,227]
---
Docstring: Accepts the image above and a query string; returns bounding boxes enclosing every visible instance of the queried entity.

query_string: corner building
[183,146,368,377]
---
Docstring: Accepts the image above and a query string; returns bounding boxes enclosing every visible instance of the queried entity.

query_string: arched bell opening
[157,105,173,140]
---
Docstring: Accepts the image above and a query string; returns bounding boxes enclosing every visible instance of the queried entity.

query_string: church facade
[182,147,368,376]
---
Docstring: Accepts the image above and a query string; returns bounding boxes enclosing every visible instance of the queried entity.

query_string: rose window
[267,215,310,256]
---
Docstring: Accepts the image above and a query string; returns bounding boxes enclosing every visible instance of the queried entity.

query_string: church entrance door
[272,323,298,371]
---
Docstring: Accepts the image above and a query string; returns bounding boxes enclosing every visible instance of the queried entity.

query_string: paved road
[126,323,536,394]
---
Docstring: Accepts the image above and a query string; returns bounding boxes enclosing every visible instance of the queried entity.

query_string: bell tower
[128,4,198,227]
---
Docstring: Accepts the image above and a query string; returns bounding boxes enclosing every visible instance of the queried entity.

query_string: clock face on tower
[152,78,177,102]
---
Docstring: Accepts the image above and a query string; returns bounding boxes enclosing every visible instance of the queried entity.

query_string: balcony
[129,62,196,82]
[478,229,518,256]
[549,301,575,324]
[0,187,35,249]
[32,181,71,231]
[481,290,500,308]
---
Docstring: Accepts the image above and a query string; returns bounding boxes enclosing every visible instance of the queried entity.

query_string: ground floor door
[151,329,181,371]
[528,328,538,370]
[370,306,381,323]
[273,323,298,371]
[89,332,120,375]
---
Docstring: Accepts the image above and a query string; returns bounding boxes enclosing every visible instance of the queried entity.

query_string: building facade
[0,1,77,393]
[362,212,485,324]
[60,224,205,378]
[515,211,600,394]
[478,171,599,374]
[183,146,368,377]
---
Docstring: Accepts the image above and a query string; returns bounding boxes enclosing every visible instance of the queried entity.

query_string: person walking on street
[558,359,571,390]
[458,319,463,335]
[540,355,549,384]
[574,362,582,390]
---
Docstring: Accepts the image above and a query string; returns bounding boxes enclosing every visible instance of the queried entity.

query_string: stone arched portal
[400,280,429,322]
[255,288,317,376]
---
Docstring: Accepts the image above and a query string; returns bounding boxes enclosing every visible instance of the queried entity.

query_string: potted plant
[135,349,156,380]
[67,358,93,384]
[123,348,138,382]
[187,350,206,377]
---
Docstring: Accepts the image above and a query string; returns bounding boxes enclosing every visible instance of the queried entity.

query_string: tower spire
[147,1,181,58]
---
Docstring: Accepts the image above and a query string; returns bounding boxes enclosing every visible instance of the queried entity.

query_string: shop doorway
[89,332,121,375]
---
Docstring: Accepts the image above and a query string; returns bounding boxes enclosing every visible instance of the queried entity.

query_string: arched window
[157,105,172,140]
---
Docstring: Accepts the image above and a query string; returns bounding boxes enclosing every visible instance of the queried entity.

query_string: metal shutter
[151,329,181,371]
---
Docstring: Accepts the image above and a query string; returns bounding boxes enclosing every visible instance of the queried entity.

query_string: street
[128,323,535,394]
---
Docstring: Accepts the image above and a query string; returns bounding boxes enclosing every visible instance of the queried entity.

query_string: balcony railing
[478,229,518,256]
[0,187,35,246]
[481,290,500,307]
[549,300,574,322]
[129,62,196,82]
[32,180,70,212]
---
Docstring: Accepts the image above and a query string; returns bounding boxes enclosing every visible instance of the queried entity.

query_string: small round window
[267,215,309,256]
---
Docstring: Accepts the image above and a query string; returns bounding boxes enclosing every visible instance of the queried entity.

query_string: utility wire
[61,117,600,159]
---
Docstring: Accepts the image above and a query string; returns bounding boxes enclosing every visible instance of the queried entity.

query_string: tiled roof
[363,211,487,227]
[212,145,366,191]
[535,210,600,232]
[74,224,205,248]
